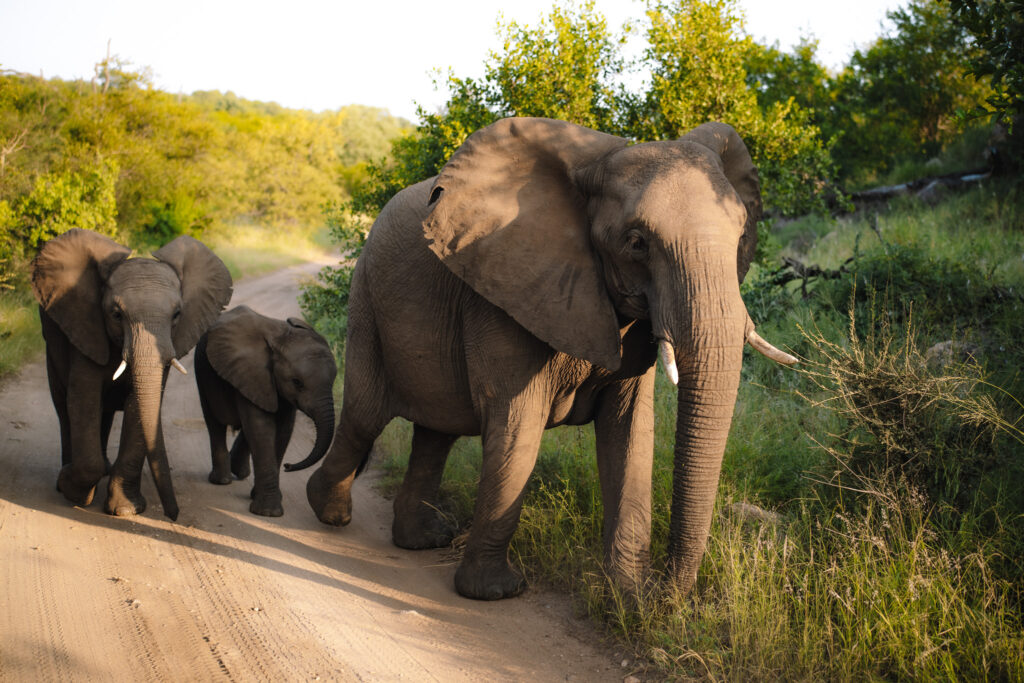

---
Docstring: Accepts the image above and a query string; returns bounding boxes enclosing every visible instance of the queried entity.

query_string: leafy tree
[635,0,835,215]
[0,62,410,283]
[829,0,992,180]
[487,2,625,131]
[744,38,832,123]
[947,0,1024,158]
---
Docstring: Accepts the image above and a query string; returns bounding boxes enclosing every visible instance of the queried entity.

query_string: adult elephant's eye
[292,378,304,390]
[625,230,648,259]
[172,309,182,324]
[111,308,123,321]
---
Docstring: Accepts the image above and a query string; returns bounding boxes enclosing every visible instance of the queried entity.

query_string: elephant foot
[208,469,233,485]
[105,481,147,517]
[56,466,99,507]
[392,502,455,549]
[250,492,284,517]
[209,469,232,485]
[454,554,527,601]
[306,467,353,526]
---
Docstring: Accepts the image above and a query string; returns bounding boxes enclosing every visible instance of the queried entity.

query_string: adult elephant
[32,228,233,520]
[306,117,796,600]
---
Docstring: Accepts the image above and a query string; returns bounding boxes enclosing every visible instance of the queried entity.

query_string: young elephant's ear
[205,306,278,413]
[31,228,131,365]
[423,117,628,371]
[677,122,762,284]
[153,235,233,357]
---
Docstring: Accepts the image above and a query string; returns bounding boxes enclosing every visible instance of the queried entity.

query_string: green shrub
[140,192,211,246]
[9,159,119,253]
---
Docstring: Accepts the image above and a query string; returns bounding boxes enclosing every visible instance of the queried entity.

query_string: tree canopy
[0,62,409,267]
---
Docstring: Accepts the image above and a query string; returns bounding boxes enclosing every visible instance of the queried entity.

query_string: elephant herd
[30,117,795,601]
[31,227,337,521]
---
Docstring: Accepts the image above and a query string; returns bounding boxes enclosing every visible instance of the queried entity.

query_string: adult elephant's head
[204,305,337,471]
[423,117,795,593]
[33,228,233,518]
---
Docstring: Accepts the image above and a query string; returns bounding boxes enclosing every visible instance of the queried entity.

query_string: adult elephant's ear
[678,122,762,284]
[31,228,131,366]
[153,235,233,357]
[423,117,628,371]
[205,306,278,413]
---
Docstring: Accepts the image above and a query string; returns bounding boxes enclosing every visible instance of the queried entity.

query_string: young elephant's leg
[240,406,291,517]
[229,432,251,479]
[392,425,458,549]
[196,378,232,485]
[455,401,548,601]
[205,418,232,485]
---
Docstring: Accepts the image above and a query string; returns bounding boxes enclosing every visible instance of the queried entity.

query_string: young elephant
[194,305,337,516]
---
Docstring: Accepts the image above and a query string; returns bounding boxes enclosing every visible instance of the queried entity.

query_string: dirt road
[0,260,627,681]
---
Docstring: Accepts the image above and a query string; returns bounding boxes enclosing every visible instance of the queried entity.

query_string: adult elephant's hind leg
[392,425,458,549]
[308,276,390,527]
[307,406,385,527]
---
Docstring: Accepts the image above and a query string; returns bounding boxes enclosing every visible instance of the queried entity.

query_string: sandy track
[0,259,626,681]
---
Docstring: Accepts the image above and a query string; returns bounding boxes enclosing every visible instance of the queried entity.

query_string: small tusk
[171,358,188,375]
[113,359,128,381]
[747,330,798,366]
[658,339,679,386]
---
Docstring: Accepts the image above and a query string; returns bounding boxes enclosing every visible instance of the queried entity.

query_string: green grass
[369,177,1024,679]
[0,281,43,376]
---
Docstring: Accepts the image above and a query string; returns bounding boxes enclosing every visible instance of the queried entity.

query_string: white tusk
[113,359,128,381]
[171,358,188,375]
[658,339,679,386]
[747,330,798,366]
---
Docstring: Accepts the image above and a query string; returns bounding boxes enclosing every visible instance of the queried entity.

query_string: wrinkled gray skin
[194,305,337,517]
[33,228,233,520]
[307,117,792,600]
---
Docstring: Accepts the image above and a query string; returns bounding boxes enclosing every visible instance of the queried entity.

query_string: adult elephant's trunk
[110,323,179,520]
[285,397,335,472]
[655,248,746,594]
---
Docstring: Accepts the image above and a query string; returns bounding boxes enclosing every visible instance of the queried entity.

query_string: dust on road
[0,259,627,681]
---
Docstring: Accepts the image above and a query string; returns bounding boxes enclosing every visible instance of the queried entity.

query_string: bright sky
[0,0,906,122]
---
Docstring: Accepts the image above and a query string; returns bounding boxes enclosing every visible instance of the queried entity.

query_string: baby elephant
[194,305,337,516]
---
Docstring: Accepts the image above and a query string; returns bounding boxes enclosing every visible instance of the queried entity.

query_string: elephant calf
[194,305,337,516]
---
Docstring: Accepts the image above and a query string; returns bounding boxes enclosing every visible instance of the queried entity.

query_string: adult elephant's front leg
[455,401,548,601]
[594,366,656,590]
[57,353,108,506]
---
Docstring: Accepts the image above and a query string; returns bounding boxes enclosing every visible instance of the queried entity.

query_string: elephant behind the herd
[307,117,796,600]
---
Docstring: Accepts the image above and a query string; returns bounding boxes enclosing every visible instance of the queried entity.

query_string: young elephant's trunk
[285,396,335,472]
